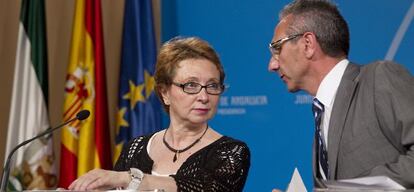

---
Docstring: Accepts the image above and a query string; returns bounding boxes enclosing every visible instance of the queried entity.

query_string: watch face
[130,168,144,179]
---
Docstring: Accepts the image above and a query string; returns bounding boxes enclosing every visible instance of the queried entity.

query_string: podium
[315,189,414,192]
[22,190,165,192]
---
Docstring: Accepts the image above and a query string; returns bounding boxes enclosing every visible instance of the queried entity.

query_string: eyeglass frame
[172,82,225,95]
[269,33,304,59]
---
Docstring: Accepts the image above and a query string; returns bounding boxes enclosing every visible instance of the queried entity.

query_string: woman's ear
[160,86,170,105]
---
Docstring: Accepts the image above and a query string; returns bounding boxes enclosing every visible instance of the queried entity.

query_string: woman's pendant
[173,151,179,162]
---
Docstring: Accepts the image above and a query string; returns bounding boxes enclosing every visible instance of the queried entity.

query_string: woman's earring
[164,100,170,105]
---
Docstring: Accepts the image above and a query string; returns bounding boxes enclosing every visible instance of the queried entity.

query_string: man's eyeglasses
[269,33,304,59]
[172,82,225,95]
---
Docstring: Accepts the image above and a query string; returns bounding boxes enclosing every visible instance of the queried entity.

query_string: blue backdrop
[161,1,414,191]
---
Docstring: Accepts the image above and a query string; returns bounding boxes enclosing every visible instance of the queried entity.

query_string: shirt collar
[315,59,349,107]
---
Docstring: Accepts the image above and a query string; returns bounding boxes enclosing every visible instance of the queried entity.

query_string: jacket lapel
[328,63,360,179]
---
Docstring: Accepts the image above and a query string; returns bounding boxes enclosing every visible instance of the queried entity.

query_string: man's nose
[268,56,280,72]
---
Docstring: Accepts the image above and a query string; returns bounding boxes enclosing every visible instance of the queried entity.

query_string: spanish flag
[59,0,112,188]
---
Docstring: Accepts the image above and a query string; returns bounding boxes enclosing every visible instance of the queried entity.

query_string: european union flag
[114,0,162,161]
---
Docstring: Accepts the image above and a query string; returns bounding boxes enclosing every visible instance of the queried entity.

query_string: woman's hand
[68,169,130,191]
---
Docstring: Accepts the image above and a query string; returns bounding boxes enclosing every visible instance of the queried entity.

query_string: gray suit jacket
[313,61,414,188]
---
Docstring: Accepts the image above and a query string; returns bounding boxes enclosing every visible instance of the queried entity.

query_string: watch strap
[127,168,144,190]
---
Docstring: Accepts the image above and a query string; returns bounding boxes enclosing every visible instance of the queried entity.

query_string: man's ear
[303,32,317,59]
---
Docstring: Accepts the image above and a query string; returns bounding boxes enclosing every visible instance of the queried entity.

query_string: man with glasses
[268,0,414,189]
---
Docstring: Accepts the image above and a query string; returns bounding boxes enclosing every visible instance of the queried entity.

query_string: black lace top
[114,134,250,192]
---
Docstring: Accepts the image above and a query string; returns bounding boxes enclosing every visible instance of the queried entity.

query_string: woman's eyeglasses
[172,82,225,95]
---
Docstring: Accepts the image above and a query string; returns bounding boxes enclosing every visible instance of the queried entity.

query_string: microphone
[0,109,90,191]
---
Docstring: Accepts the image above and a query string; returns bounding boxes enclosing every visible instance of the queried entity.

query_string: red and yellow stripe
[59,0,112,188]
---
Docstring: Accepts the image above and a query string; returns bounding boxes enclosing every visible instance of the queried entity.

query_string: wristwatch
[127,168,144,190]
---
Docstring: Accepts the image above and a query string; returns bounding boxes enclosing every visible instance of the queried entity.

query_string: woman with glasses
[68,37,250,192]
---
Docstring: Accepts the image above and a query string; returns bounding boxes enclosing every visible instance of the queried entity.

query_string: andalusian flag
[59,0,112,188]
[4,0,56,190]
[114,0,162,162]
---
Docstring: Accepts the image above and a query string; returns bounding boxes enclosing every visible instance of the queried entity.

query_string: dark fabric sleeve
[172,139,251,192]
[113,138,136,171]
[113,136,154,173]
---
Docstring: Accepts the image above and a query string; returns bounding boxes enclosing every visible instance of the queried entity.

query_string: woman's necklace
[162,124,209,163]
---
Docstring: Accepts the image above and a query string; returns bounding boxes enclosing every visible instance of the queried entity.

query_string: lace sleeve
[113,139,133,171]
[172,139,250,192]
[113,136,147,172]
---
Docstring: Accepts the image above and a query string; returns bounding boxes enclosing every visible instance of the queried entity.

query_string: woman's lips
[193,108,209,114]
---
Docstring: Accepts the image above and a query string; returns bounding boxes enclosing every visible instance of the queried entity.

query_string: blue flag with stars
[114,0,162,162]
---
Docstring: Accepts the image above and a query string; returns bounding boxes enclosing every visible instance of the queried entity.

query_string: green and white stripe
[5,0,56,190]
